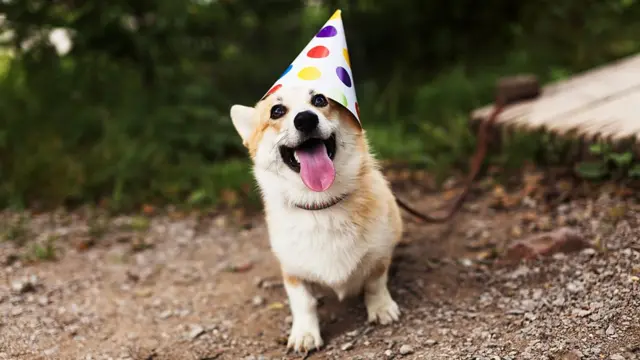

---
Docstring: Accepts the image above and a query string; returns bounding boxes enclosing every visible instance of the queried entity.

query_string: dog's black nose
[293,111,319,134]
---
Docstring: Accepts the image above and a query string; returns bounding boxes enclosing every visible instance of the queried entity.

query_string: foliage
[0,0,639,210]
[575,143,640,180]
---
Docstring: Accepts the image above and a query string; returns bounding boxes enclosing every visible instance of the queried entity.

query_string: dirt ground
[1,169,639,360]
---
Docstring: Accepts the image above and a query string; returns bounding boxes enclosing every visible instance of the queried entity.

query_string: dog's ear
[230,105,255,143]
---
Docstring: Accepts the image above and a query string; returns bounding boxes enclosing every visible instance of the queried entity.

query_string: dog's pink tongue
[296,143,335,192]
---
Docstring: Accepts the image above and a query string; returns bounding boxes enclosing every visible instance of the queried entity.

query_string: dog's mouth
[279,134,337,192]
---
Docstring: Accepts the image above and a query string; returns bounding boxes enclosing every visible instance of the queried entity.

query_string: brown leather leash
[395,75,541,223]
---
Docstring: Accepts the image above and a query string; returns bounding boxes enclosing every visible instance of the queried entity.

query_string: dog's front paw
[366,293,400,325]
[287,319,323,353]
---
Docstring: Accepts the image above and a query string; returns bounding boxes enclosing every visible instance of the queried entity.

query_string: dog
[230,86,403,353]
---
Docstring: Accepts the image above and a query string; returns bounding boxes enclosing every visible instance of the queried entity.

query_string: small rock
[384,349,393,358]
[252,296,265,306]
[11,307,23,316]
[158,310,172,319]
[37,296,49,306]
[610,354,625,360]
[553,296,566,306]
[606,324,616,336]
[346,330,359,337]
[11,276,37,294]
[424,339,437,346]
[399,345,414,355]
[560,350,583,360]
[573,309,592,317]
[505,228,587,261]
[341,342,354,351]
[521,299,537,312]
[567,282,584,294]
[43,347,58,356]
[460,258,473,267]
[188,324,205,340]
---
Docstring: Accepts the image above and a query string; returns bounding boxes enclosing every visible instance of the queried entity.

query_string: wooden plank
[552,91,640,140]
[471,53,640,124]
[470,53,640,145]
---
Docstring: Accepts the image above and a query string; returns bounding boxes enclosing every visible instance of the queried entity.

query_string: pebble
[11,276,38,294]
[252,296,264,306]
[11,307,23,316]
[346,330,359,337]
[399,345,414,355]
[37,296,49,306]
[566,282,584,293]
[43,347,58,356]
[610,354,625,360]
[424,339,437,346]
[562,350,583,360]
[341,342,354,351]
[384,349,393,358]
[553,296,566,306]
[606,324,616,336]
[188,324,205,340]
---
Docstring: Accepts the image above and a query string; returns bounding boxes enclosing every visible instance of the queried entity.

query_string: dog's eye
[311,94,328,108]
[270,104,287,119]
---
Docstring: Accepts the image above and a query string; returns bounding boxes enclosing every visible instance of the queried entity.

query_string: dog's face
[230,86,365,200]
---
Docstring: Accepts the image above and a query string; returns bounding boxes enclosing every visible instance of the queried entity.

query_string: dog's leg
[283,274,323,352]
[364,260,400,325]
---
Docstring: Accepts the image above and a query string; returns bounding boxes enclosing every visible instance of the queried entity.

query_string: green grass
[0,49,12,73]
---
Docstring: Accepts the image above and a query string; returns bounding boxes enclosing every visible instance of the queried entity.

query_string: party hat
[263,10,361,125]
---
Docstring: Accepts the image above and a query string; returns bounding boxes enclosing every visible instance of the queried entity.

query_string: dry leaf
[142,204,155,215]
[221,189,239,207]
[267,302,285,310]
[225,262,253,273]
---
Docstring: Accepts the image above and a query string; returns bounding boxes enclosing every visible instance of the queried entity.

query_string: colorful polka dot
[298,66,322,80]
[336,92,348,107]
[266,84,282,96]
[343,48,350,68]
[355,102,360,119]
[336,66,352,87]
[279,65,292,78]
[307,46,330,59]
[316,25,337,38]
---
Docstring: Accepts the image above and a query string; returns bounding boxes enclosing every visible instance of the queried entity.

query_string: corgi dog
[230,86,403,353]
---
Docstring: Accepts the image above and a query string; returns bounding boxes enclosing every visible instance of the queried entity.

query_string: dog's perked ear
[230,105,256,144]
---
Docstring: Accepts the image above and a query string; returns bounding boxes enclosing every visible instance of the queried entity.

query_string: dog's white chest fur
[270,209,363,285]
[259,168,398,299]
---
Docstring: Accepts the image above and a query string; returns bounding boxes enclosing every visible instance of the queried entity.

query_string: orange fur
[284,273,301,287]
[322,100,361,133]
[246,98,282,158]
[368,258,389,281]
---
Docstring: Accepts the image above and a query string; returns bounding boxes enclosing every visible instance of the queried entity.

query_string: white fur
[230,86,402,353]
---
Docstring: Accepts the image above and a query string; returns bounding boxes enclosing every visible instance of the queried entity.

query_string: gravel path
[1,176,639,360]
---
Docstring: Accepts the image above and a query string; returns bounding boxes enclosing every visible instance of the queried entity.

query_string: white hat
[263,10,361,125]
